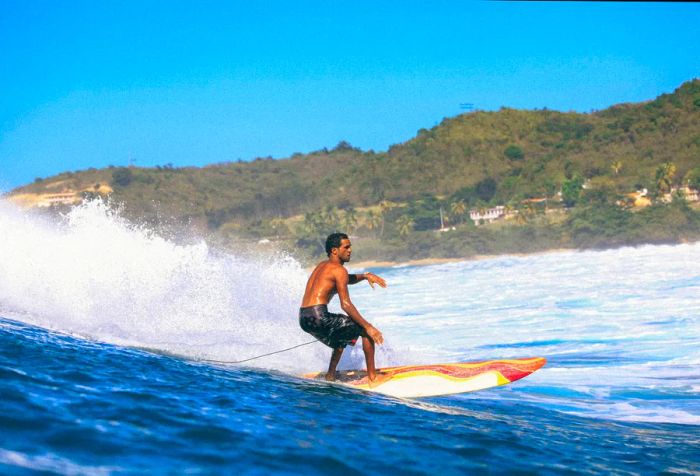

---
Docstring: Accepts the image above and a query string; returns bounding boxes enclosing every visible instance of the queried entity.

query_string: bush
[566,204,631,248]
[112,168,133,187]
[561,176,584,207]
[504,145,524,161]
[475,177,497,203]
[686,167,700,190]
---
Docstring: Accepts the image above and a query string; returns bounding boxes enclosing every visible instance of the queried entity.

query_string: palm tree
[514,203,535,225]
[302,211,327,248]
[449,200,467,224]
[302,211,320,235]
[655,162,677,195]
[342,207,358,234]
[610,160,623,176]
[321,206,340,230]
[378,200,395,237]
[396,215,415,238]
[364,210,382,237]
[503,202,516,220]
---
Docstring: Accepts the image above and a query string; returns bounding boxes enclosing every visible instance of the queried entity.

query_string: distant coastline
[349,247,578,270]
[7,79,700,266]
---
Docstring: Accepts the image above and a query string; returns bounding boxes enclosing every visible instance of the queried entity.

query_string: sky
[1,1,699,191]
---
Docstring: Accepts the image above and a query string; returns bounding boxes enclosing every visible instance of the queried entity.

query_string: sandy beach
[348,248,575,270]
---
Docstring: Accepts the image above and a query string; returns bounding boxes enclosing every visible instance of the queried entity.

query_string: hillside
[7,79,700,261]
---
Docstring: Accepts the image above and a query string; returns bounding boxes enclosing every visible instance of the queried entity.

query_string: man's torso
[301,260,344,307]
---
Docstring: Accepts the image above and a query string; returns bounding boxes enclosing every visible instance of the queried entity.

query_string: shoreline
[348,247,575,270]
[348,239,700,270]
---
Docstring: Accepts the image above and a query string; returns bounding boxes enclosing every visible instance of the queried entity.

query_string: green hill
[9,79,700,262]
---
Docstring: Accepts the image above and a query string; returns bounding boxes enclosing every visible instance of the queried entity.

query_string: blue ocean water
[1,200,699,474]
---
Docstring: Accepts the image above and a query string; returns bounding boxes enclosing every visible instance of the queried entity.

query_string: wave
[0,199,355,373]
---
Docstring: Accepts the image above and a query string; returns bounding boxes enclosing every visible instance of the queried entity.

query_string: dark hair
[325,232,349,256]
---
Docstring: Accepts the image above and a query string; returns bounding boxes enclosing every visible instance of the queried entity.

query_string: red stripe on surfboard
[386,358,546,382]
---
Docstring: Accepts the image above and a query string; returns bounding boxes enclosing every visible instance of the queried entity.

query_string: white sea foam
[566,402,700,426]
[0,199,358,372]
[0,448,119,475]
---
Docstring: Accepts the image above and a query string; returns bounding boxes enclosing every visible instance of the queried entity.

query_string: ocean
[1,199,699,474]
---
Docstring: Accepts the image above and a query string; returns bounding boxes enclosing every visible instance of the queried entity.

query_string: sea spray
[0,199,397,373]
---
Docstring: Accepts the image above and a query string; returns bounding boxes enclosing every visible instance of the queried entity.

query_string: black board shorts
[299,305,362,349]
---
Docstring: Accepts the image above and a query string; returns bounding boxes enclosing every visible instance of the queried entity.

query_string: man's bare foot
[325,372,337,382]
[367,371,392,388]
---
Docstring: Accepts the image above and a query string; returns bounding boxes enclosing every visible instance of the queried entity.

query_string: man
[299,232,391,387]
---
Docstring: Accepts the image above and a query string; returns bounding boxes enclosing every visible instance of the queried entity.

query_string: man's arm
[334,268,384,344]
[348,272,387,289]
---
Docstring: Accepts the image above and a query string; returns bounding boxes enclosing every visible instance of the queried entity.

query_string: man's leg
[362,335,392,387]
[326,347,344,381]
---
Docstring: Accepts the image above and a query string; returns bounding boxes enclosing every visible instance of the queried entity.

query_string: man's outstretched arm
[348,272,387,289]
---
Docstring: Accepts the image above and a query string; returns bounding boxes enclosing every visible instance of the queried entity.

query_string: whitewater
[0,198,698,474]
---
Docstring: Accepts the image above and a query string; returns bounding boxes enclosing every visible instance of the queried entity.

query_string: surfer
[299,232,392,387]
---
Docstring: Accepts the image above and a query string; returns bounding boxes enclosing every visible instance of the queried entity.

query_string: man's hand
[365,324,384,345]
[365,272,387,289]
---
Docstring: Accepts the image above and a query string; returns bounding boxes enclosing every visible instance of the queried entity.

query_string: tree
[363,210,382,237]
[610,160,623,176]
[378,200,395,237]
[521,203,537,223]
[684,167,700,190]
[655,162,677,195]
[449,200,467,224]
[514,205,529,225]
[321,206,341,229]
[112,168,133,187]
[580,179,620,207]
[561,175,584,207]
[342,207,358,234]
[333,140,357,152]
[475,177,497,203]
[302,211,323,236]
[503,202,517,221]
[504,145,524,161]
[396,215,415,237]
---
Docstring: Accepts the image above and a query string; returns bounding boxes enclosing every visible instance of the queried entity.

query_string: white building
[37,192,79,207]
[469,206,505,224]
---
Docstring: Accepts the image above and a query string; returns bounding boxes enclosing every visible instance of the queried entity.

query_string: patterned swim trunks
[299,304,362,349]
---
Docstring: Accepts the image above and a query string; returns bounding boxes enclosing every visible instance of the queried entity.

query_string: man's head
[325,232,351,262]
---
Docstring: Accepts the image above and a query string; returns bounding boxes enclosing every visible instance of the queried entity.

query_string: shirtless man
[299,232,392,387]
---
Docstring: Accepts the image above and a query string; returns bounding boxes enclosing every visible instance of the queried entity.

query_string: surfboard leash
[198,339,319,365]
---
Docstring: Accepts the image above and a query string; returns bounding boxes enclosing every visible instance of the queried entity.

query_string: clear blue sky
[1,1,699,190]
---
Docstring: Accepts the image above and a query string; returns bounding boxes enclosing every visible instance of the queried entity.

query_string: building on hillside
[469,206,505,225]
[622,188,652,208]
[8,184,113,209]
[659,186,699,204]
[675,186,699,202]
[37,192,80,207]
[521,197,547,205]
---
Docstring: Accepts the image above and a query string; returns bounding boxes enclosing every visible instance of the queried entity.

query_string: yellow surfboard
[302,357,546,398]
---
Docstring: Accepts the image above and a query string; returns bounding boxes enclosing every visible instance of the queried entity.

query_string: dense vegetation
[11,79,700,263]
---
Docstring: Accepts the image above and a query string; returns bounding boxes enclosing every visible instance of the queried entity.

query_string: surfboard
[302,357,546,398]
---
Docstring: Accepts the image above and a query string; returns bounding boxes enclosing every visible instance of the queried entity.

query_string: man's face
[335,238,352,263]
